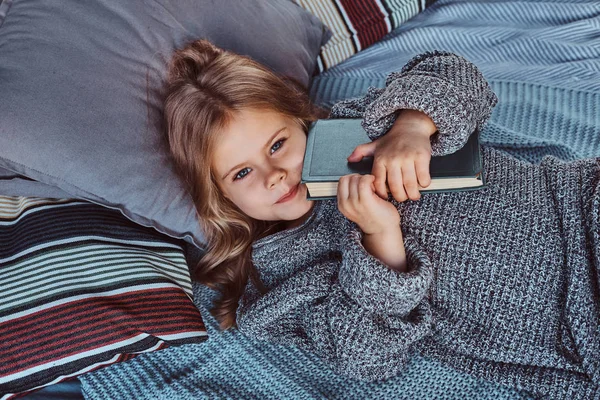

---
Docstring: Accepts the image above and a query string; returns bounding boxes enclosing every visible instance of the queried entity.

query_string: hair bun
[167,39,224,83]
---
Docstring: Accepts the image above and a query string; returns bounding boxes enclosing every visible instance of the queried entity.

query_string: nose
[267,167,286,189]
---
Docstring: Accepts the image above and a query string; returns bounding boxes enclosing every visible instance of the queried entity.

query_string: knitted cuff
[361,52,498,156]
[329,86,386,119]
[339,227,433,317]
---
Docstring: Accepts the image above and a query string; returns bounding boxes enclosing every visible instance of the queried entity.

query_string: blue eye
[233,138,286,182]
[270,139,285,154]
[234,168,250,181]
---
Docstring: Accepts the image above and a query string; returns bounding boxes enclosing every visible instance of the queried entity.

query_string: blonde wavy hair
[164,39,327,329]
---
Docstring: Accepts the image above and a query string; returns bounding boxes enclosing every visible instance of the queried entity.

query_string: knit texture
[237,52,600,399]
[314,0,600,93]
[311,79,600,165]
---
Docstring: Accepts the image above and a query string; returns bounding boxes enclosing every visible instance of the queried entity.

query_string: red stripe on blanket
[2,290,200,340]
[6,312,202,363]
[0,287,204,376]
[339,0,389,49]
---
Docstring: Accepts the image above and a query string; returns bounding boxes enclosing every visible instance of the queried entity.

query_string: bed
[2,0,599,399]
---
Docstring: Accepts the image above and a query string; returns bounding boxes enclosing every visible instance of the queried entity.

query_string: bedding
[7,0,600,398]
[74,0,599,399]
[310,0,600,162]
[294,0,437,71]
[0,196,206,399]
[0,169,72,199]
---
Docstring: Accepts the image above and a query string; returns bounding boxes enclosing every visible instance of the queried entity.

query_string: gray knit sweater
[236,52,600,400]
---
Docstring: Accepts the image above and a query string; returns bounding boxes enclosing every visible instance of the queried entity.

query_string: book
[301,118,485,200]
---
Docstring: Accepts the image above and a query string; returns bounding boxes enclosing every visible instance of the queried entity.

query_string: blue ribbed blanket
[79,0,600,398]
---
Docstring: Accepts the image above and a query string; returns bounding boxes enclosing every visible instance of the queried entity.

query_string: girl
[164,39,599,399]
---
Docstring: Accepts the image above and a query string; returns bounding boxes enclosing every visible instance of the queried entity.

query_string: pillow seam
[0,0,13,29]
[0,155,205,249]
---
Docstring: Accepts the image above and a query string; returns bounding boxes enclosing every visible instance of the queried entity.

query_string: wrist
[360,216,401,236]
[363,223,403,239]
[391,109,437,137]
[361,226,407,272]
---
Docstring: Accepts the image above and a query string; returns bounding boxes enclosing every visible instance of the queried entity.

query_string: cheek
[228,187,266,216]
[289,138,307,166]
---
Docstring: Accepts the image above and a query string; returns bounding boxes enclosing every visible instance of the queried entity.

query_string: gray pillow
[0,0,330,247]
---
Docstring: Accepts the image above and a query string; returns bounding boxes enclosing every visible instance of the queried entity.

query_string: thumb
[347,142,376,162]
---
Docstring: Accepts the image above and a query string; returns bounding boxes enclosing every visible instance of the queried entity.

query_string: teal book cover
[301,119,485,199]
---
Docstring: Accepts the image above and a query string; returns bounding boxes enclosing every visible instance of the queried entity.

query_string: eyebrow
[221,127,286,181]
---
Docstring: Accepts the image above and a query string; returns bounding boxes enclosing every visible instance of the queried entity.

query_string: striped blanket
[0,197,207,399]
[295,0,437,71]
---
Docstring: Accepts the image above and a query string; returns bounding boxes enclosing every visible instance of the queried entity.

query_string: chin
[294,195,314,216]
[271,184,314,221]
[296,199,313,213]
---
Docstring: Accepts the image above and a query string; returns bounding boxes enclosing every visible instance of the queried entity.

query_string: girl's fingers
[402,162,420,200]
[387,163,407,202]
[348,174,360,203]
[337,175,349,202]
[357,174,376,204]
[371,162,388,199]
[415,155,432,188]
[337,175,355,219]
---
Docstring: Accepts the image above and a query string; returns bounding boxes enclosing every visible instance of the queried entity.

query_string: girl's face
[212,108,314,227]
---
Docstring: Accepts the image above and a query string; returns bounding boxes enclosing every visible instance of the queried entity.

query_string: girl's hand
[337,173,400,235]
[347,110,437,202]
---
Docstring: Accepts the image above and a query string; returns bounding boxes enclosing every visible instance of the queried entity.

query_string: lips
[276,184,299,204]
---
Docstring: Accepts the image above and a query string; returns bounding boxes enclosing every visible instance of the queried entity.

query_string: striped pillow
[295,0,437,72]
[0,196,207,399]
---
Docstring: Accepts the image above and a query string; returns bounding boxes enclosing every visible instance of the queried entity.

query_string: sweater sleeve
[330,51,498,156]
[236,230,434,382]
